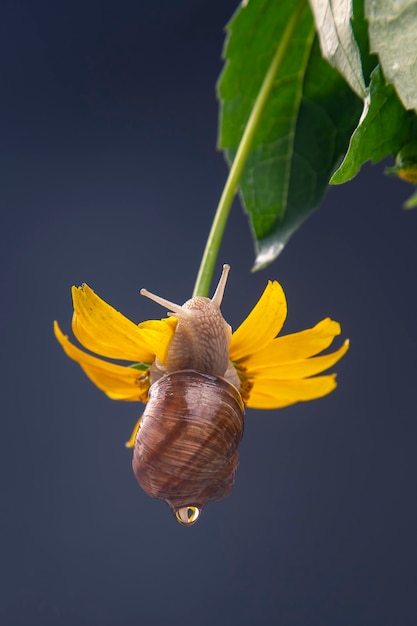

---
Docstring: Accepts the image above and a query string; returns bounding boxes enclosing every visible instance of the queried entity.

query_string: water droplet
[175,506,201,526]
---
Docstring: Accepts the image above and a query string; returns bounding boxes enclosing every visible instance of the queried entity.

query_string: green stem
[193,0,307,297]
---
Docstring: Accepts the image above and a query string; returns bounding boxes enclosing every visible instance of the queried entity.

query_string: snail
[132,264,245,526]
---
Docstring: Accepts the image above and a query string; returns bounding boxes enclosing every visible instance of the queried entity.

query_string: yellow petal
[72,284,159,362]
[246,374,338,409]
[137,317,177,365]
[248,339,349,379]
[230,281,287,361]
[54,321,149,401]
[238,318,342,368]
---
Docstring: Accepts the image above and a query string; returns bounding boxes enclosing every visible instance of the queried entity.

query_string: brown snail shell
[132,369,244,524]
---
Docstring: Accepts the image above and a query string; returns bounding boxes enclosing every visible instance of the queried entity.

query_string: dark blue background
[2,1,417,625]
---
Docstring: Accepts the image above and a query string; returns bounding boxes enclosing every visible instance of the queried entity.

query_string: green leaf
[386,139,417,209]
[351,0,378,83]
[309,0,366,98]
[331,65,414,184]
[365,0,417,112]
[129,363,150,371]
[404,190,417,209]
[385,139,417,183]
[217,0,361,269]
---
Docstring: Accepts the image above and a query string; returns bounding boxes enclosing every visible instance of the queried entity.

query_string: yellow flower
[54,284,177,403]
[229,281,349,409]
[54,279,348,417]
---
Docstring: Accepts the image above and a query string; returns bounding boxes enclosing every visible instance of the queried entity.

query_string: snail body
[132,265,245,525]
